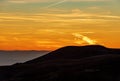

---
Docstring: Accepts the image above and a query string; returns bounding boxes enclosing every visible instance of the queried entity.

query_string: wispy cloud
[44,0,67,8]
[72,33,97,45]
[0,12,120,23]
[5,0,112,4]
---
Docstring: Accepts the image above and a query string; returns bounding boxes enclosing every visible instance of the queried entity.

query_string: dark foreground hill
[0,45,120,81]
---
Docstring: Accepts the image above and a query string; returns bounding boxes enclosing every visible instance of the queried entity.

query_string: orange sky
[0,0,120,50]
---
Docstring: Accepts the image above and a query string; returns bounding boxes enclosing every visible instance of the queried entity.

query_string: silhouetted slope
[0,45,120,81]
[1,54,120,81]
[25,45,117,64]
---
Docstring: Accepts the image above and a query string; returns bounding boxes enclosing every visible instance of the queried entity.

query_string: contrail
[45,0,67,8]
[72,33,97,45]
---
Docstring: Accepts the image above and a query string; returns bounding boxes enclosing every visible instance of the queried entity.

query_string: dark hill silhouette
[0,45,120,81]
[25,45,119,64]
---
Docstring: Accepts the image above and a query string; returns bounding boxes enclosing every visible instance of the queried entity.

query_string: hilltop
[0,45,120,81]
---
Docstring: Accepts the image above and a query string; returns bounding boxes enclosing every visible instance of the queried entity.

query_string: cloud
[80,32,95,34]
[0,12,120,23]
[36,41,55,44]
[44,0,67,8]
[7,0,112,3]
[41,29,65,34]
[72,33,97,45]
[8,0,27,3]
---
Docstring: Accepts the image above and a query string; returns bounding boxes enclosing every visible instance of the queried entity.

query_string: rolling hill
[0,45,120,81]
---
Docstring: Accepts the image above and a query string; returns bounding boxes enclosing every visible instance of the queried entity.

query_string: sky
[0,0,120,50]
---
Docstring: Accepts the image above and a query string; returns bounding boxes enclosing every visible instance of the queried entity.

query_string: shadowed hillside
[25,45,120,64]
[0,45,120,81]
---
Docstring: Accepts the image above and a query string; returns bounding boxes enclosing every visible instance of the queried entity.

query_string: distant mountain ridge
[0,45,120,81]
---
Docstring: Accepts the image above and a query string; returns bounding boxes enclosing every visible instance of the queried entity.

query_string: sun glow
[0,0,120,50]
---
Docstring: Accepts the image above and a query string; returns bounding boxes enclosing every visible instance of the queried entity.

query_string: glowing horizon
[0,0,120,50]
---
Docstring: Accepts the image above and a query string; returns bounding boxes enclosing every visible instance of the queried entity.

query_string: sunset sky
[0,0,120,50]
